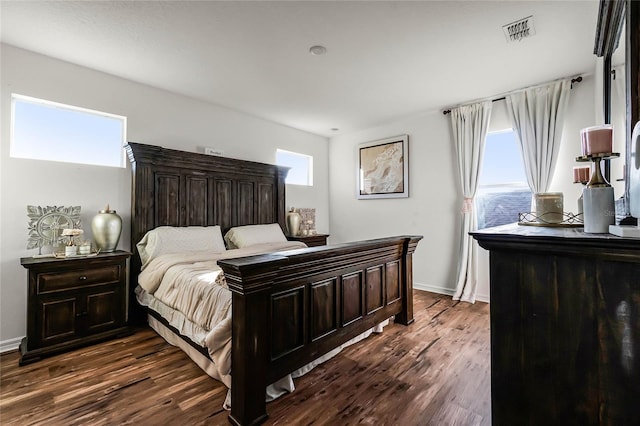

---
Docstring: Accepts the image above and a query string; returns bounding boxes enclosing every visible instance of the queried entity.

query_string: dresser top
[471,223,640,252]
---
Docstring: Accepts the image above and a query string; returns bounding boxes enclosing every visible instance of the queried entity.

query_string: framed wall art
[357,134,409,199]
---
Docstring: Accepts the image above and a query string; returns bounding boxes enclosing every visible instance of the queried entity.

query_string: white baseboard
[414,282,489,304]
[0,336,22,354]
[475,293,490,304]
[413,282,454,296]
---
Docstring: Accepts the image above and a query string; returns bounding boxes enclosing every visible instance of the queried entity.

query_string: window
[476,130,531,229]
[276,149,313,186]
[10,94,127,168]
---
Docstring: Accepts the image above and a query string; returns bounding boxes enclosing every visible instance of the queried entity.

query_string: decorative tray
[53,252,100,259]
[33,251,100,259]
[518,212,584,228]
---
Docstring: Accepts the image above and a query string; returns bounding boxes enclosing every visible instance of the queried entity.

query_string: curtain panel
[450,101,492,303]
[506,80,572,199]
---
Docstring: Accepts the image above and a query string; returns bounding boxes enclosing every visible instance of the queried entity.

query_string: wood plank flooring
[0,291,490,425]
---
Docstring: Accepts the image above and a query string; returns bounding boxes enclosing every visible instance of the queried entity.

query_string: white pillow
[137,226,226,267]
[224,223,287,249]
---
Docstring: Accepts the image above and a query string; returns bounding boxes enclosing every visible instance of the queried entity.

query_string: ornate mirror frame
[594,0,639,222]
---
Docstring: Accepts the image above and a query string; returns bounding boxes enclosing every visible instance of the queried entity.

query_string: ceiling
[1,1,601,137]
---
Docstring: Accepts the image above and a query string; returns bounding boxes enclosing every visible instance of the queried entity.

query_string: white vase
[583,186,615,233]
[577,193,584,215]
[286,209,301,236]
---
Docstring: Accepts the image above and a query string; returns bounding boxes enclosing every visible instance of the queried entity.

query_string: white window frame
[476,129,531,229]
[10,94,127,168]
[276,149,313,186]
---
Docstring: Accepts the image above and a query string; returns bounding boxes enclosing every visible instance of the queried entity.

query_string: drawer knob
[79,276,87,281]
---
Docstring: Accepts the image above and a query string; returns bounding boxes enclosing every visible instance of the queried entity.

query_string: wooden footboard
[218,235,421,426]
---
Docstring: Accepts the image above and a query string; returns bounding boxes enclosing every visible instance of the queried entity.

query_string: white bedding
[136,239,390,408]
[136,241,307,386]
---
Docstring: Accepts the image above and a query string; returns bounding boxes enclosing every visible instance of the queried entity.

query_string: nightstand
[19,251,132,365]
[287,234,329,247]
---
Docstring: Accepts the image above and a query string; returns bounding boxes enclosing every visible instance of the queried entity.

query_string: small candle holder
[534,193,564,224]
[78,242,92,255]
[576,152,620,187]
[580,125,613,156]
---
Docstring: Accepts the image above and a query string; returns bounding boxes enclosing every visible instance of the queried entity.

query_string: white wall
[329,72,598,302]
[0,44,329,349]
[329,111,460,296]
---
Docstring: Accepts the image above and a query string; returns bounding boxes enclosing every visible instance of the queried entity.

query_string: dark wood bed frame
[126,142,421,425]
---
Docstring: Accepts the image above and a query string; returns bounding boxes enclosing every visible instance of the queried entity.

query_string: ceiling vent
[503,16,536,43]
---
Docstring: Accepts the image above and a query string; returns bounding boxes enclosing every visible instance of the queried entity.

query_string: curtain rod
[442,76,583,115]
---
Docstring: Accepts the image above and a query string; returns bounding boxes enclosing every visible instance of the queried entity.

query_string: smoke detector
[503,16,536,42]
[309,45,327,55]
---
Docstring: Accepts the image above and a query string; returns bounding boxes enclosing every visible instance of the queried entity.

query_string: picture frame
[357,135,409,199]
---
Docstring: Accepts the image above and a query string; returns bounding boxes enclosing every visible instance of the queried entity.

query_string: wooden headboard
[125,142,289,322]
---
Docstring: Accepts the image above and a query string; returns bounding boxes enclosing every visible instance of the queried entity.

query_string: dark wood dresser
[19,251,132,365]
[286,233,329,247]
[472,224,639,425]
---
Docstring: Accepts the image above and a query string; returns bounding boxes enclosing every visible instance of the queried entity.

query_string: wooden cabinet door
[37,295,80,346]
[85,287,122,333]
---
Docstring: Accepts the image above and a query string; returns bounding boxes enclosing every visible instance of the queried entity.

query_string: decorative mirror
[594,0,639,223]
[27,205,81,254]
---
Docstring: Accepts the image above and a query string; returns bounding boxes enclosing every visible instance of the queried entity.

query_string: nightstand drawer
[38,265,121,293]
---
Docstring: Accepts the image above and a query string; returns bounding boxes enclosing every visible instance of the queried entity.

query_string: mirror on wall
[610,24,626,202]
[594,0,638,223]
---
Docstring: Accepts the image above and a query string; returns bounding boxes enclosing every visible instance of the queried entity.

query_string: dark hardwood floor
[0,291,490,425]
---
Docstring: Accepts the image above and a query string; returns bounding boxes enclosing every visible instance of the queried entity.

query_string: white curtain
[506,80,572,199]
[450,101,492,303]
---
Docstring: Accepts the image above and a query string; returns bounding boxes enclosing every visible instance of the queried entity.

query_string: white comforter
[136,241,307,387]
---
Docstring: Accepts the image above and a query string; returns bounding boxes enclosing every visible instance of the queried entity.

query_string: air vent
[503,16,536,42]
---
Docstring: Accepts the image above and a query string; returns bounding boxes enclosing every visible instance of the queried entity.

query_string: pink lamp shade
[580,125,613,155]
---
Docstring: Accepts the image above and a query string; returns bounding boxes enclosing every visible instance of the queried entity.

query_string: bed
[126,142,422,425]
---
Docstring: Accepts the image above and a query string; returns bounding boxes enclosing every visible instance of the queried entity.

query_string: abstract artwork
[357,135,409,199]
